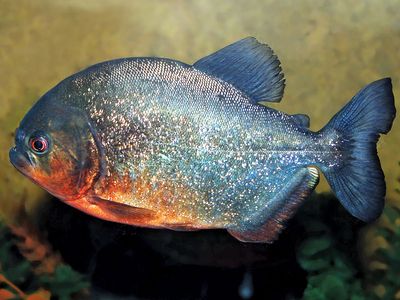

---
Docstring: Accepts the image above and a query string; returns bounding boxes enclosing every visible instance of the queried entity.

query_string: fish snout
[9,146,34,175]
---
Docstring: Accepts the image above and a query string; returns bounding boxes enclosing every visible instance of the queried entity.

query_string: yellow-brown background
[1,0,399,221]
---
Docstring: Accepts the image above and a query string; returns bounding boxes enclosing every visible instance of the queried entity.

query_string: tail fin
[321,78,395,222]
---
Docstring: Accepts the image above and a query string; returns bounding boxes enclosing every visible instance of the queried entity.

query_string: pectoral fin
[74,196,158,226]
[228,166,319,243]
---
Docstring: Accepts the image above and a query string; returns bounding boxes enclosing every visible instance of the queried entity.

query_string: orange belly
[63,170,216,230]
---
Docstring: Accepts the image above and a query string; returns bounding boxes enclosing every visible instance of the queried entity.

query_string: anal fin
[228,166,319,243]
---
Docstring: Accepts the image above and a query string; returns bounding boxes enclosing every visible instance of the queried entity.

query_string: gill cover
[18,99,103,200]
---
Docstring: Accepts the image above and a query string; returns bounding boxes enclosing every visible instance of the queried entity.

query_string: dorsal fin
[292,114,310,128]
[193,37,285,103]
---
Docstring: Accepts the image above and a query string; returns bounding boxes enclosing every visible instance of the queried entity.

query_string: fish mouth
[9,147,34,176]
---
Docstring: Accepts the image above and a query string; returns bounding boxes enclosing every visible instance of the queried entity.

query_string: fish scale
[67,58,329,227]
[10,37,395,242]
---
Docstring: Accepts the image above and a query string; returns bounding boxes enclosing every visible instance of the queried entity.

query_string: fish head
[9,96,103,200]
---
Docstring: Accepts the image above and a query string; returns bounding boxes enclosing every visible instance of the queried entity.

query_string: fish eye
[29,133,50,155]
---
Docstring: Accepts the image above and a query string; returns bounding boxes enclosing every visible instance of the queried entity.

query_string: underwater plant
[297,192,400,300]
[296,193,368,300]
[368,205,400,299]
[0,219,89,300]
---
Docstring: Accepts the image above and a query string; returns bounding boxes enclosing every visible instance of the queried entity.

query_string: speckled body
[43,58,341,229]
[10,37,395,242]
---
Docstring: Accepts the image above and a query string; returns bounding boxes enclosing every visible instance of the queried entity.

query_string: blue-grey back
[55,58,306,153]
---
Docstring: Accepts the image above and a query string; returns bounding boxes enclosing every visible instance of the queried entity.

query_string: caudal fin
[321,78,396,222]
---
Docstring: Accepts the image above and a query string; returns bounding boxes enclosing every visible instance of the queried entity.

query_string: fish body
[9,38,396,242]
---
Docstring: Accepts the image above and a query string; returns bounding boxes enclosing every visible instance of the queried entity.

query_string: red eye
[29,136,49,154]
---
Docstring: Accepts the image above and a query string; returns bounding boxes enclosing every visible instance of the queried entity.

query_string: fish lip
[9,147,34,176]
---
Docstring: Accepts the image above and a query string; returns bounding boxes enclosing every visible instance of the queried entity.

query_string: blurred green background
[0,0,399,222]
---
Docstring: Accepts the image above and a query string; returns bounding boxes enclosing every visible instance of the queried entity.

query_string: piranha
[9,37,396,243]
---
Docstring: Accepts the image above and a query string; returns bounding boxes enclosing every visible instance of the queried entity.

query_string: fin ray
[193,37,285,103]
[86,196,157,224]
[228,167,319,243]
[321,78,396,222]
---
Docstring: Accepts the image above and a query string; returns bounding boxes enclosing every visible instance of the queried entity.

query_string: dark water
[41,194,356,300]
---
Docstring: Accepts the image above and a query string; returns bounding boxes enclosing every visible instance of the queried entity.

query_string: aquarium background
[0,1,399,299]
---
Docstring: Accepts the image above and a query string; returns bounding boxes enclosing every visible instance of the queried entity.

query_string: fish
[9,37,396,243]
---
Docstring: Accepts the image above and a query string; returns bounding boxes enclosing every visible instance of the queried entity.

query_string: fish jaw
[9,145,91,201]
[9,146,35,178]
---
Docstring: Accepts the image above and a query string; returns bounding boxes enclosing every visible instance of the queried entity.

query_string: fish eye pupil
[29,135,49,154]
[33,140,44,150]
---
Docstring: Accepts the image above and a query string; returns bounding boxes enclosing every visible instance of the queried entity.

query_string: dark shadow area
[40,196,314,300]
[0,190,376,299]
